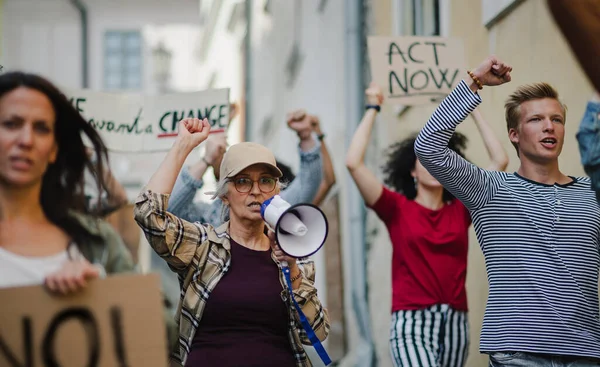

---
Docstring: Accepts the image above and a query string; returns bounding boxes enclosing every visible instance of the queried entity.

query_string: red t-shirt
[370,187,471,312]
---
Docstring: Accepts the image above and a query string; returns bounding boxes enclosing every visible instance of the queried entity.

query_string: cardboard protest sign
[0,274,167,367]
[65,88,230,152]
[368,36,465,105]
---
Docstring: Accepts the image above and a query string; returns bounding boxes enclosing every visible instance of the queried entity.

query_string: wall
[2,0,82,87]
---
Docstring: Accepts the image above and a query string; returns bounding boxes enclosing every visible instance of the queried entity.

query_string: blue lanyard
[282,266,332,366]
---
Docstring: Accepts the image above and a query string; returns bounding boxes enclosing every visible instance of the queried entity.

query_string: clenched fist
[176,118,211,151]
[470,55,512,89]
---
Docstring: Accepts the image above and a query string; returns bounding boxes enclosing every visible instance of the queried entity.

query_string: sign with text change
[65,88,230,152]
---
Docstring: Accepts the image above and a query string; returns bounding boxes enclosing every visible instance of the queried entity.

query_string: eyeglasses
[231,177,277,193]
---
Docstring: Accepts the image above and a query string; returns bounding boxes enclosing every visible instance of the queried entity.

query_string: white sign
[65,88,230,152]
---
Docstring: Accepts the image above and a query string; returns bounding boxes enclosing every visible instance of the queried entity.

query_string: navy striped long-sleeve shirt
[414,80,600,359]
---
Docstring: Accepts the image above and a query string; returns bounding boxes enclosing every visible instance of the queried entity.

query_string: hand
[176,118,211,151]
[268,231,297,269]
[310,115,322,135]
[470,55,512,87]
[286,109,313,141]
[365,82,384,106]
[203,133,227,166]
[45,259,100,295]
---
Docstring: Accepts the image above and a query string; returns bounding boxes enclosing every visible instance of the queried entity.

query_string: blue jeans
[488,352,600,367]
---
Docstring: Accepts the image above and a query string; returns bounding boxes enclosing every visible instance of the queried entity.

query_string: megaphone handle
[282,266,332,366]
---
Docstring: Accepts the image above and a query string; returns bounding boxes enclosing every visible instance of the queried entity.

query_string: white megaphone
[261,195,328,258]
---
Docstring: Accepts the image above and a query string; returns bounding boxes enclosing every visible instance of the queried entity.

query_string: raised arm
[414,56,512,210]
[134,118,212,271]
[144,119,210,194]
[345,83,384,207]
[470,108,510,171]
[310,115,336,206]
[281,110,323,204]
[168,133,227,220]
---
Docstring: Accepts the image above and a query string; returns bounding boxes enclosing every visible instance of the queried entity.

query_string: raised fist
[365,82,384,106]
[177,118,211,150]
[470,55,512,87]
[287,109,312,140]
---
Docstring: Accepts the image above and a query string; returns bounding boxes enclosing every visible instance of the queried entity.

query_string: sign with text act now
[64,88,230,152]
[368,36,466,105]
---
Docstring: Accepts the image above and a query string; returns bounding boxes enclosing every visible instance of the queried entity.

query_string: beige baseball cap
[219,142,283,179]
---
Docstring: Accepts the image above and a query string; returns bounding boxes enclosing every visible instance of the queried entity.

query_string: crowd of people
[1,8,599,366]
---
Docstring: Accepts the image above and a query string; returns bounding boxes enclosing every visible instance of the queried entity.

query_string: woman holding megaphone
[346,83,508,367]
[134,118,329,367]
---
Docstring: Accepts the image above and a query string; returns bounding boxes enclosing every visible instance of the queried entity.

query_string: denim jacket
[576,100,600,198]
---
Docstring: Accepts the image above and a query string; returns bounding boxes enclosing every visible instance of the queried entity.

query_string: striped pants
[389,304,469,367]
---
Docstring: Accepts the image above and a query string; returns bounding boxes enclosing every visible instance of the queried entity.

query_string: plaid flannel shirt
[134,190,330,367]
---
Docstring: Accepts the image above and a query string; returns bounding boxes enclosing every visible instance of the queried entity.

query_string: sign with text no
[0,274,167,367]
[65,88,230,152]
[368,36,465,105]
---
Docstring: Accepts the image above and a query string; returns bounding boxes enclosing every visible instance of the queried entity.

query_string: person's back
[415,55,600,365]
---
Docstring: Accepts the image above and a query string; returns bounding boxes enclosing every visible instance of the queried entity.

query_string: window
[104,31,143,90]
[391,0,443,116]
[393,0,440,36]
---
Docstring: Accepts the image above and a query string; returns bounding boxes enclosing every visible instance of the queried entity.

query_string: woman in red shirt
[346,83,508,367]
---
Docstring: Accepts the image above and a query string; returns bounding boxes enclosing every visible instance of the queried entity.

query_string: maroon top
[370,187,472,312]
[185,239,295,367]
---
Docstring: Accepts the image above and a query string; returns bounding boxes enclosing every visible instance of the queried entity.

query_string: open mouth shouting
[540,137,557,149]
[248,201,262,211]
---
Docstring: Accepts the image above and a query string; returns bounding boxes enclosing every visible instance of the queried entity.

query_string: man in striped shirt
[415,55,600,366]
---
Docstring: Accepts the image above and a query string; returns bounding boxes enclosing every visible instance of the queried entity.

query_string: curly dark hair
[0,72,109,245]
[276,159,296,185]
[382,132,468,202]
